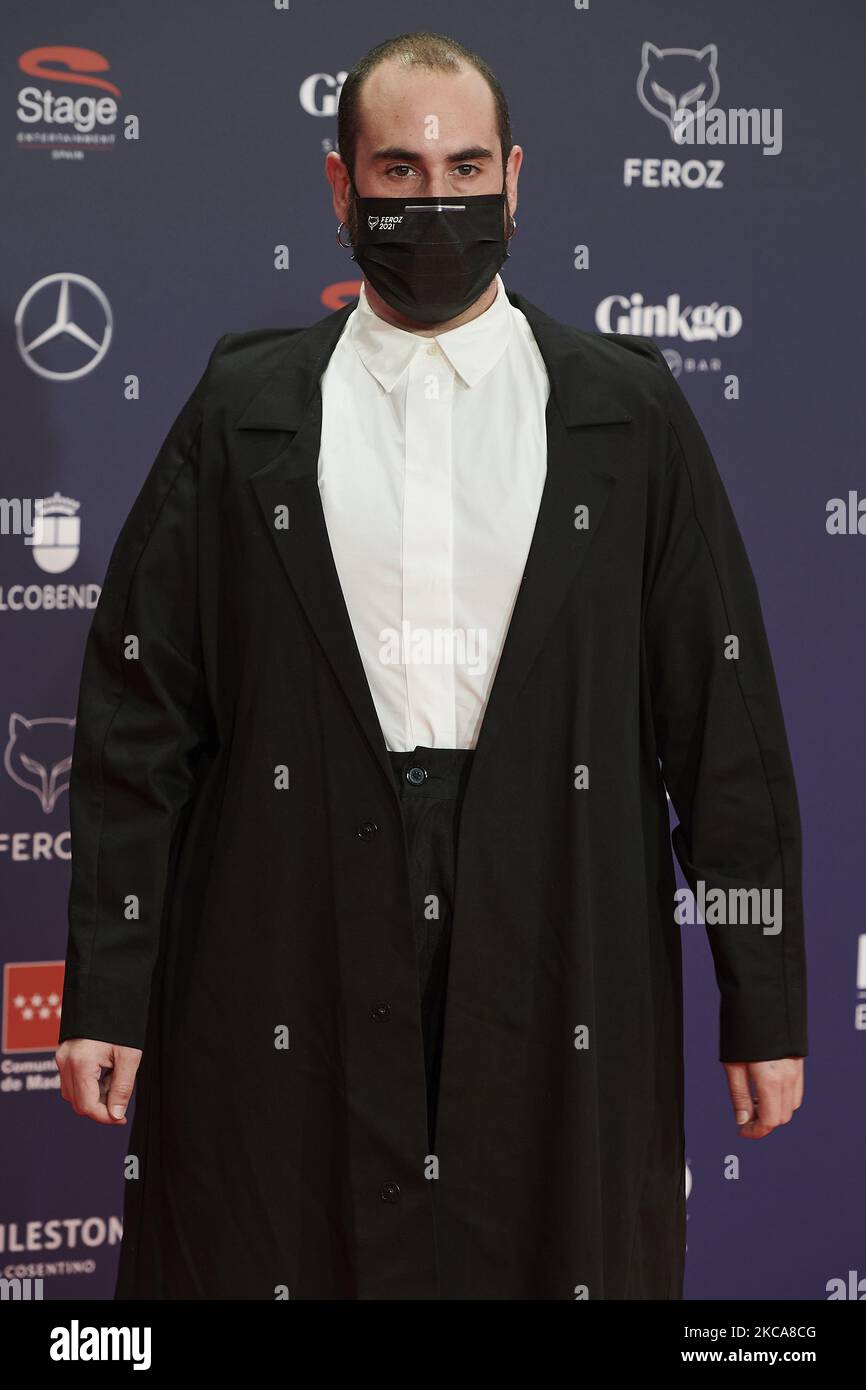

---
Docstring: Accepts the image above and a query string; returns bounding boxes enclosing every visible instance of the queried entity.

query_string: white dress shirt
[317,272,551,752]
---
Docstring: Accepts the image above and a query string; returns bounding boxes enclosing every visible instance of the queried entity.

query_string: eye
[383,163,482,179]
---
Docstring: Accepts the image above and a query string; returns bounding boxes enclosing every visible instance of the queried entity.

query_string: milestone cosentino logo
[16,45,127,158]
[0,1213,123,1276]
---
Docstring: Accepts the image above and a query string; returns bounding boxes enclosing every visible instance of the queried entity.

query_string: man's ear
[325,150,350,222]
[505,144,523,219]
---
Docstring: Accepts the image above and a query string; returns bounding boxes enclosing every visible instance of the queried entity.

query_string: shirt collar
[347,273,513,393]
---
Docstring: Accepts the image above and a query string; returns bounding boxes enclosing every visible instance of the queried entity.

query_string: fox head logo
[367,216,380,229]
[637,42,720,140]
[4,713,75,814]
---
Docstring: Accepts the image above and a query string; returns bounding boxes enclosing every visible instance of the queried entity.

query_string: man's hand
[55,1038,143,1125]
[723,1057,804,1138]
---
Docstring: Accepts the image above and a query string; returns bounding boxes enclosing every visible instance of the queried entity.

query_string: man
[56,32,807,1300]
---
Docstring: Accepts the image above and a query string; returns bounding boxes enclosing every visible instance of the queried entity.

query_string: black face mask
[347,179,512,325]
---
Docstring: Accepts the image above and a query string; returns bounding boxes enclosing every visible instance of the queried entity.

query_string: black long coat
[58,287,808,1300]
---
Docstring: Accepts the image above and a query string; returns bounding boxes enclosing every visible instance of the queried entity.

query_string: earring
[336,221,352,249]
[506,213,517,240]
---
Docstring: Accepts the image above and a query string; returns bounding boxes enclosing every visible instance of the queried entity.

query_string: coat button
[379,1182,401,1203]
[406,765,427,785]
[371,1002,392,1021]
[357,820,378,839]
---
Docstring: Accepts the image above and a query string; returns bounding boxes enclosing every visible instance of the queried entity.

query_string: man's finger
[57,1055,72,1106]
[105,1051,140,1121]
[70,1049,118,1125]
[724,1061,755,1126]
[746,1063,788,1136]
[793,1060,805,1109]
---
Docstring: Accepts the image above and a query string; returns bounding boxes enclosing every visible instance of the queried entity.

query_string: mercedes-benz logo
[15,273,113,381]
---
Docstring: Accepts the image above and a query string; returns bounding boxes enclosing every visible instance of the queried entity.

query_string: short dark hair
[337,31,513,186]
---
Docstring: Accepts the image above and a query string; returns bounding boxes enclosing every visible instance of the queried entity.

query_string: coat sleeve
[58,334,230,1051]
[639,342,808,1064]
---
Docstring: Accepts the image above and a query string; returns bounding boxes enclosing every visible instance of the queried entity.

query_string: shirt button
[357,820,378,840]
[371,1002,392,1022]
[379,1182,401,1203]
[406,765,427,786]
[426,343,438,356]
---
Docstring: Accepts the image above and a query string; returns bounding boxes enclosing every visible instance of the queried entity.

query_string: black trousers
[387,744,475,1151]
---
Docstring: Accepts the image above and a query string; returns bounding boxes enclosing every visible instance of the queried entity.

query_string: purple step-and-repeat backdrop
[2,1,863,1301]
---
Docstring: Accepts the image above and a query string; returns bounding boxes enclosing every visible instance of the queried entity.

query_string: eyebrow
[369,145,496,164]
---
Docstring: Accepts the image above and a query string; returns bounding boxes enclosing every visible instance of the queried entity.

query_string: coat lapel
[237,287,633,801]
